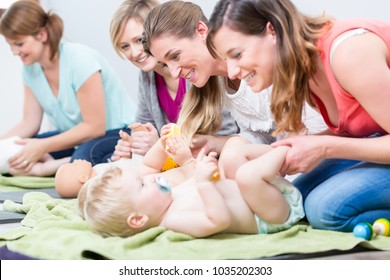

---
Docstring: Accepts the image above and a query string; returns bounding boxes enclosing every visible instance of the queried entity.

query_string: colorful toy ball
[211,171,221,181]
[353,222,374,240]
[373,218,390,236]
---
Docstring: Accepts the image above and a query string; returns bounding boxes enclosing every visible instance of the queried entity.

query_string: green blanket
[0,176,55,192]
[0,192,389,260]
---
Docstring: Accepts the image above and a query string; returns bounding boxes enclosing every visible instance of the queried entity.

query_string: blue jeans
[36,127,131,166]
[293,159,390,232]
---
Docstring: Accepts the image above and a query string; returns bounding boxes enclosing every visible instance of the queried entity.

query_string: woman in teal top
[0,1,135,173]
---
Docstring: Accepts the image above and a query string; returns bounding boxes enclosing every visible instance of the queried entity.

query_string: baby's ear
[127,213,149,229]
[79,175,89,183]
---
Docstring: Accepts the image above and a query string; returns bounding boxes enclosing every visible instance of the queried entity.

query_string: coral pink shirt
[315,19,390,137]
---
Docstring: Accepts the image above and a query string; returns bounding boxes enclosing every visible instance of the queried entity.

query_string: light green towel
[0,192,389,260]
[0,176,55,192]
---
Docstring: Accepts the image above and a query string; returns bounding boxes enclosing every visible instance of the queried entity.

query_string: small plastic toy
[162,124,221,180]
[161,156,178,171]
[353,222,374,240]
[156,176,171,193]
[161,124,181,171]
[165,124,181,151]
[372,218,390,236]
[211,171,221,181]
[353,218,390,240]
[167,124,181,140]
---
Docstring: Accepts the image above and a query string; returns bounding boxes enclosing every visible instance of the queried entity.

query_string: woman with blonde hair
[109,0,238,161]
[0,1,136,172]
[207,0,390,231]
[142,0,324,178]
[142,0,279,176]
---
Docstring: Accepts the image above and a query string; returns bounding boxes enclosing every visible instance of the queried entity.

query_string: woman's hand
[8,138,46,171]
[271,135,328,175]
[190,135,213,158]
[130,123,159,156]
[111,130,132,161]
[190,134,231,158]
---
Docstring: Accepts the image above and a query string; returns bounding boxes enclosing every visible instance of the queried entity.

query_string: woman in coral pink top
[207,0,390,232]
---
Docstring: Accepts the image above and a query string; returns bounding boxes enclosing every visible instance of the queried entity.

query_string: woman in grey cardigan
[109,0,238,160]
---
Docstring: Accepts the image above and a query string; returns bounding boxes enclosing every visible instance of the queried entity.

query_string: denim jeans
[36,127,131,166]
[293,158,390,232]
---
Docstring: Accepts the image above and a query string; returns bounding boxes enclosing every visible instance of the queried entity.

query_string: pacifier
[156,176,171,193]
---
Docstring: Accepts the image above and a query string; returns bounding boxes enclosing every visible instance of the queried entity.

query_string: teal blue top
[22,42,135,132]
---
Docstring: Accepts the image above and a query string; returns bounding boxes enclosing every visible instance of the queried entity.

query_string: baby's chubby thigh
[256,177,305,234]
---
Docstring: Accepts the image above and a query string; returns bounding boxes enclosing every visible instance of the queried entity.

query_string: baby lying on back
[78,124,304,238]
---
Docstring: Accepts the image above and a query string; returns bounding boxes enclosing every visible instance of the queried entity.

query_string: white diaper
[0,136,23,174]
[256,176,305,234]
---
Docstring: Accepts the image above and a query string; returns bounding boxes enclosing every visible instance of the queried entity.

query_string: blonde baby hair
[78,167,137,237]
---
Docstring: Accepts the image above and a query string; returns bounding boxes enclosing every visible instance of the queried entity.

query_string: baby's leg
[236,146,291,224]
[219,137,272,179]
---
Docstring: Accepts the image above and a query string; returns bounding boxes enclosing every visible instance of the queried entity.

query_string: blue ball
[353,222,373,240]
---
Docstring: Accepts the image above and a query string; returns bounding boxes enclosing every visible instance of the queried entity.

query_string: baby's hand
[160,123,173,150]
[166,135,192,166]
[160,123,180,150]
[195,148,219,182]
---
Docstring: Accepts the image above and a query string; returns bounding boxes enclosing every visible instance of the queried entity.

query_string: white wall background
[1,0,389,133]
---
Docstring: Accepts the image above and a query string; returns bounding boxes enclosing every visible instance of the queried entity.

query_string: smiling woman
[0,0,136,177]
[206,0,390,233]
[108,0,188,161]
[142,0,277,159]
[211,25,276,94]
[109,0,238,163]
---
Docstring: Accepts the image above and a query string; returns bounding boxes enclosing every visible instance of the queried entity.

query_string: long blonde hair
[110,0,160,59]
[207,0,333,135]
[78,167,137,237]
[143,0,224,141]
[0,0,63,61]
[177,78,224,141]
